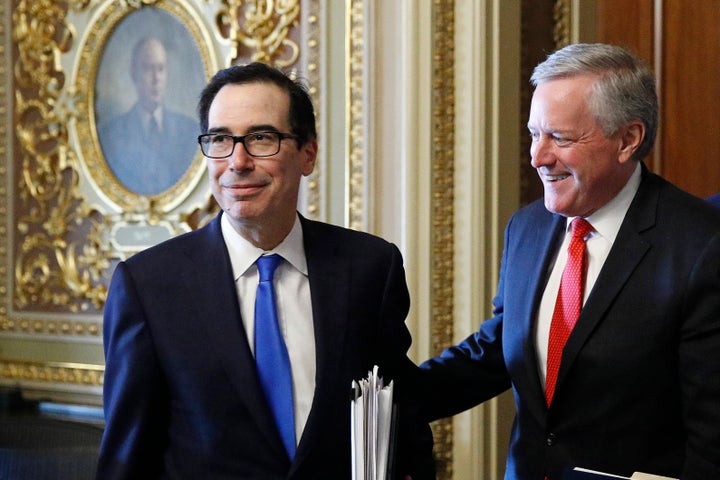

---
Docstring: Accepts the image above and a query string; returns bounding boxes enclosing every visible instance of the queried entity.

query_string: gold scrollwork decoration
[346,0,365,231]
[553,0,572,48]
[300,7,321,218]
[430,2,455,479]
[0,316,100,337]
[216,0,301,67]
[12,0,109,314]
[123,0,161,8]
[0,360,104,387]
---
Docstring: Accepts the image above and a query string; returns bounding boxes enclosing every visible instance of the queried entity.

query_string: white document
[630,473,677,480]
[573,467,629,478]
[573,467,678,480]
[351,365,396,480]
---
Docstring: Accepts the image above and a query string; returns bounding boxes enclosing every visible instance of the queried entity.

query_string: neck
[229,213,296,251]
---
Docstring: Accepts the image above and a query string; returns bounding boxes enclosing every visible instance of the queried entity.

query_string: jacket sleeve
[416,222,514,421]
[679,233,720,479]
[377,244,437,480]
[96,262,169,480]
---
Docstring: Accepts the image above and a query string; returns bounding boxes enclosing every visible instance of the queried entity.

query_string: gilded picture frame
[88,6,207,205]
[75,1,218,256]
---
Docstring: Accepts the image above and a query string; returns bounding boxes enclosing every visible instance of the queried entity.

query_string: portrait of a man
[97,36,198,195]
[94,7,206,197]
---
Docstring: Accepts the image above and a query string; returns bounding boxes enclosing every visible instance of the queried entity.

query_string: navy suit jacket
[707,192,720,208]
[97,214,435,479]
[420,164,720,480]
[98,103,198,195]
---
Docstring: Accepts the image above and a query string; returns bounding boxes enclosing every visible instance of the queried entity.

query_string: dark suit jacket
[98,103,198,195]
[420,164,720,480]
[707,192,720,208]
[97,214,435,479]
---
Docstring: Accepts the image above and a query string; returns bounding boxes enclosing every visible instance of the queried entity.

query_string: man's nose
[530,137,554,169]
[228,141,255,171]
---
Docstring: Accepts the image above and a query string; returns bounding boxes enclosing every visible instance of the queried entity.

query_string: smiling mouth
[544,173,571,182]
[224,183,266,197]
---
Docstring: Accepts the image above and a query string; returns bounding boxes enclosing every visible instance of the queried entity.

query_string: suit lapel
[291,217,350,462]
[557,169,656,391]
[506,210,566,419]
[179,215,287,457]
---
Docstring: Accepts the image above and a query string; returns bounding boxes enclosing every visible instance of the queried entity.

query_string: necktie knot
[257,254,282,282]
[146,116,161,138]
[570,217,593,240]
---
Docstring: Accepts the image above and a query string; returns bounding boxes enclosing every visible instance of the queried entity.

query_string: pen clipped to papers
[351,365,398,480]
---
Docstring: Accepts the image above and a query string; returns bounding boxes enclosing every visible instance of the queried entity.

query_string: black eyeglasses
[198,131,299,158]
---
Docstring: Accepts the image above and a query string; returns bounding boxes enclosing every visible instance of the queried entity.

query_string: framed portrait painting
[93,7,206,198]
[75,0,219,248]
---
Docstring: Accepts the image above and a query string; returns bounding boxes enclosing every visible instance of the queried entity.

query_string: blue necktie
[254,254,296,459]
[146,116,162,151]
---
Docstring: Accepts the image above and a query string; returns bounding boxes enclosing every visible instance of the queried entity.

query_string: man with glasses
[97,62,436,479]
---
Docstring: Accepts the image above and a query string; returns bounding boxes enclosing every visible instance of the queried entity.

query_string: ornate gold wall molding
[299,2,323,219]
[346,0,365,231]
[220,0,301,65]
[0,360,104,388]
[553,0,572,48]
[2,0,323,401]
[430,3,455,479]
[0,0,9,330]
[346,1,456,477]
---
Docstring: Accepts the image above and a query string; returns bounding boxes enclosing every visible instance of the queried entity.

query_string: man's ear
[301,139,318,176]
[618,121,645,163]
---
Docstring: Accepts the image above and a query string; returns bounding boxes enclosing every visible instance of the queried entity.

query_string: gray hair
[531,43,658,161]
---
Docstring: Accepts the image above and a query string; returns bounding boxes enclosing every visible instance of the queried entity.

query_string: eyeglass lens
[200,132,282,158]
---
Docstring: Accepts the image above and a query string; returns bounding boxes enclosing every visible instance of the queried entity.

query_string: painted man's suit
[98,103,198,195]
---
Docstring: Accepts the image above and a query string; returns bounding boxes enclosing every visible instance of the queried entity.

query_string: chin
[543,200,572,217]
[543,196,561,214]
[543,190,580,215]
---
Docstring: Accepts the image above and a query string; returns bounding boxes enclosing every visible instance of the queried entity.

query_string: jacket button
[546,433,557,446]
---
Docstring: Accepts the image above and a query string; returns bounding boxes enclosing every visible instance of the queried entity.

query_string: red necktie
[545,217,593,407]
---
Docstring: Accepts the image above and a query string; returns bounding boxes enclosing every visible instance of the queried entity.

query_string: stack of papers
[571,467,678,480]
[350,365,396,480]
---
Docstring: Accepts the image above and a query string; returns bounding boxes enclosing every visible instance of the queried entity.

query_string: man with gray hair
[417,43,720,479]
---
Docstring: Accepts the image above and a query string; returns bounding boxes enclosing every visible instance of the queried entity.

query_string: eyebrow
[206,124,281,135]
[527,123,573,135]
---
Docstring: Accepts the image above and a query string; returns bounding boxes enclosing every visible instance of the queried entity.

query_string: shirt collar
[140,106,163,130]
[221,213,308,280]
[565,161,642,245]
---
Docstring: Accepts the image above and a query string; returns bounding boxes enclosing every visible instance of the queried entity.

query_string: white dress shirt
[535,163,642,387]
[221,213,316,446]
[140,107,163,134]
